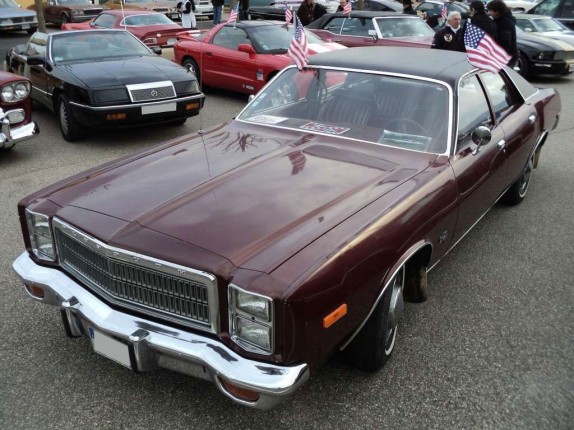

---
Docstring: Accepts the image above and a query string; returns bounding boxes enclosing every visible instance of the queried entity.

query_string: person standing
[402,0,416,15]
[487,0,518,66]
[432,11,465,51]
[212,0,224,25]
[297,0,316,26]
[469,0,497,39]
[180,0,197,29]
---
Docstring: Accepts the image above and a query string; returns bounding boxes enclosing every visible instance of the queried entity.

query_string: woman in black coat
[487,0,518,67]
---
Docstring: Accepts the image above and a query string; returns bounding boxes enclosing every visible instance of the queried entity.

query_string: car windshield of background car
[248,26,327,53]
[51,32,152,63]
[531,17,570,31]
[55,0,92,5]
[123,13,174,26]
[239,68,450,154]
[374,17,435,38]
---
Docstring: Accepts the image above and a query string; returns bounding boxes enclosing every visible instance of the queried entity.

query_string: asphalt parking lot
[0,23,573,430]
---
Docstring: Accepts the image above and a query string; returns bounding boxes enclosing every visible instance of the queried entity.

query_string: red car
[307,11,435,48]
[0,71,38,150]
[62,10,183,47]
[173,20,345,95]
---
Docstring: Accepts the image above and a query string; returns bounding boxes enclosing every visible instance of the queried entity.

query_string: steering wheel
[385,118,429,137]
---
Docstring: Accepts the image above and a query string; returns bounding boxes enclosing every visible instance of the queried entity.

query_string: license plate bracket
[89,327,133,369]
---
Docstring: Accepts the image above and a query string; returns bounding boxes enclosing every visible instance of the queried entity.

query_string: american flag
[226,3,239,24]
[284,3,292,24]
[441,4,448,20]
[288,16,308,70]
[464,23,512,73]
[343,1,352,15]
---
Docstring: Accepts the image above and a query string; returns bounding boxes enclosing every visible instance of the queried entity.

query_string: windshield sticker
[300,122,349,135]
[250,114,289,124]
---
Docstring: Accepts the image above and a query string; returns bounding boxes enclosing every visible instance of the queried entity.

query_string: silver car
[0,0,38,34]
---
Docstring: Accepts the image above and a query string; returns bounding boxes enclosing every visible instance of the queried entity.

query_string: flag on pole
[464,23,512,73]
[288,16,308,71]
[441,4,448,20]
[284,3,293,24]
[343,1,352,15]
[227,3,239,24]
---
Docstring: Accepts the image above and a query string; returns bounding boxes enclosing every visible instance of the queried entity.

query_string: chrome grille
[52,218,218,332]
[126,81,176,103]
[555,51,574,61]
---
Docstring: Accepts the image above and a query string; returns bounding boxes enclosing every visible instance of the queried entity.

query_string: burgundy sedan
[307,11,435,48]
[0,71,38,150]
[62,10,183,47]
[173,20,345,95]
[13,47,560,409]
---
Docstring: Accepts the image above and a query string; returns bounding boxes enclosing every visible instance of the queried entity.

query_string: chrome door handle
[497,139,506,150]
[528,114,536,124]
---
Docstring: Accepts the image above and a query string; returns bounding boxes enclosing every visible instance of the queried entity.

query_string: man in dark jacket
[402,0,416,15]
[487,0,518,66]
[297,0,316,26]
[469,0,497,39]
[432,11,466,51]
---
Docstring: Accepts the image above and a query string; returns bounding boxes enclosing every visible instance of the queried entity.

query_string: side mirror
[471,125,491,154]
[151,46,162,55]
[238,43,255,55]
[368,29,378,40]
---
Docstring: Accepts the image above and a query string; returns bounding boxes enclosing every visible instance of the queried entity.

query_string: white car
[505,0,540,13]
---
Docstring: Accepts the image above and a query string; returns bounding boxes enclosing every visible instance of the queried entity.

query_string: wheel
[516,53,530,78]
[343,266,405,371]
[269,79,298,107]
[503,151,535,205]
[183,57,201,84]
[386,117,428,136]
[26,27,37,35]
[58,95,85,142]
[61,13,69,25]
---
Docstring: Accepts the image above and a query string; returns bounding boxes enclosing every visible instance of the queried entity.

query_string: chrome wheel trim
[59,101,69,136]
[518,155,534,198]
[385,266,404,355]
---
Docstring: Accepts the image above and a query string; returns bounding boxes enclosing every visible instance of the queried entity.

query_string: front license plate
[569,63,574,72]
[89,327,132,369]
[167,37,177,46]
[22,24,30,29]
[141,102,177,115]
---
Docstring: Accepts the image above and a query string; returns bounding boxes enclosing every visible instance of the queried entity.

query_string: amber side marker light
[185,102,200,111]
[219,378,260,402]
[106,113,127,121]
[323,303,347,329]
[25,285,45,298]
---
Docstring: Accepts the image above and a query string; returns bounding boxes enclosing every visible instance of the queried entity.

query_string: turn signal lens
[323,304,347,328]
[219,378,260,402]
[106,113,126,120]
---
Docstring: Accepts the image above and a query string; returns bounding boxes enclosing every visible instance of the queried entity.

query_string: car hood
[0,8,37,18]
[48,123,436,273]
[518,31,574,51]
[536,31,574,46]
[61,56,190,88]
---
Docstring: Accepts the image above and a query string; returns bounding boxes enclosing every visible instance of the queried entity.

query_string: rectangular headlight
[25,209,55,261]
[229,284,273,354]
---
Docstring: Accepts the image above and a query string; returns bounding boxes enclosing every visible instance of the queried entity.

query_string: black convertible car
[5,30,205,142]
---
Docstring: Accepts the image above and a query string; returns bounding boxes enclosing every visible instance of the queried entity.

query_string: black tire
[343,266,405,371]
[26,27,37,35]
[183,57,201,84]
[61,13,69,25]
[503,151,535,205]
[58,95,85,142]
[516,53,530,78]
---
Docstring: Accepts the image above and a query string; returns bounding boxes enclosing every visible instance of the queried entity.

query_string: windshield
[50,31,152,63]
[122,13,174,26]
[532,17,569,31]
[248,25,326,53]
[239,68,450,154]
[374,17,435,38]
[56,0,92,5]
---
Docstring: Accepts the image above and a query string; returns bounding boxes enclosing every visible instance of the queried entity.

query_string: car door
[203,26,257,92]
[478,71,539,188]
[44,0,57,23]
[313,16,378,47]
[450,73,508,244]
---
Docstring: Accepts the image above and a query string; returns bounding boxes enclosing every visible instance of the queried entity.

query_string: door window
[457,74,492,150]
[212,27,250,50]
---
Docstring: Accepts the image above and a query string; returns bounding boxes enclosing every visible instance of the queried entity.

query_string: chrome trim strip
[69,94,203,111]
[12,252,309,410]
[339,242,432,351]
[52,218,220,334]
[236,65,454,157]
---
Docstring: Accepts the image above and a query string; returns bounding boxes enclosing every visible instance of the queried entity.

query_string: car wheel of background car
[270,79,298,107]
[61,14,70,25]
[503,152,534,205]
[343,266,405,371]
[183,57,201,85]
[27,27,37,35]
[58,95,85,142]
[516,53,530,78]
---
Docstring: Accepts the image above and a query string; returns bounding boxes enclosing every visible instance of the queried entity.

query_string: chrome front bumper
[13,252,309,409]
[0,113,39,150]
